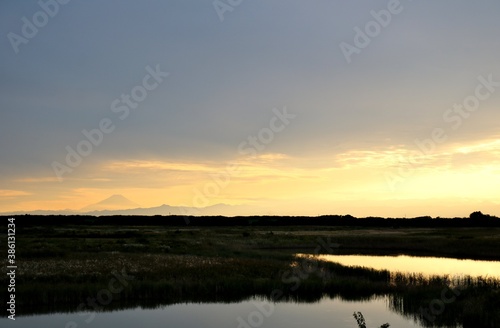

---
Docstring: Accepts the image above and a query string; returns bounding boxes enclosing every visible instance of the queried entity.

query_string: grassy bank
[9,224,500,260]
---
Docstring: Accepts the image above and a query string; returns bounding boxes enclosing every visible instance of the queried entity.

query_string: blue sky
[1,0,500,216]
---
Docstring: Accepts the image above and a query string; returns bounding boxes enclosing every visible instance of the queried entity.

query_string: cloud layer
[1,0,499,216]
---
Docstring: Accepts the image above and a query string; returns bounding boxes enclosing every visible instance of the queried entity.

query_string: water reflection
[2,296,424,328]
[4,254,499,327]
[309,254,500,279]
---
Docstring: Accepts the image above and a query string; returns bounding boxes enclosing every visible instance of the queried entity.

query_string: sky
[1,0,499,217]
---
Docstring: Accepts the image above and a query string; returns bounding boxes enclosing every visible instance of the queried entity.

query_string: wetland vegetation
[2,214,500,327]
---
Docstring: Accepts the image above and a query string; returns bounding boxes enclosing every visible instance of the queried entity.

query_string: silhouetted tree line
[2,212,500,228]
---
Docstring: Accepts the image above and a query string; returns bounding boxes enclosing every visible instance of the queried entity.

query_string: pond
[4,254,499,327]
[2,296,424,328]
[306,254,500,279]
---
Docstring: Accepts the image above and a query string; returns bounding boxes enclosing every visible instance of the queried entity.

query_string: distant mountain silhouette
[82,203,259,217]
[0,194,262,217]
[80,194,140,212]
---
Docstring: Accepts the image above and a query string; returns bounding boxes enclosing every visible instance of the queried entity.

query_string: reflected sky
[311,254,500,278]
[2,297,422,328]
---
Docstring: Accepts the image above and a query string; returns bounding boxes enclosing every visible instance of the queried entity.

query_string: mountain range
[0,194,263,217]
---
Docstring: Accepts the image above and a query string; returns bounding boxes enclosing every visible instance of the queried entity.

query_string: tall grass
[2,224,500,326]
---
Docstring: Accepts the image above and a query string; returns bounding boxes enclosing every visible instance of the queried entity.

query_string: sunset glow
[1,1,499,217]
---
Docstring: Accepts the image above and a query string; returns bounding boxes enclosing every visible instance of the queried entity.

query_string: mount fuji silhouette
[80,194,140,212]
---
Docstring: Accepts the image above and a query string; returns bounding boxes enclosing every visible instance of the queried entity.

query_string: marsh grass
[1,224,499,326]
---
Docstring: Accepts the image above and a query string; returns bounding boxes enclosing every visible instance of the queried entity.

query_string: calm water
[5,254,498,327]
[307,254,500,279]
[3,296,423,328]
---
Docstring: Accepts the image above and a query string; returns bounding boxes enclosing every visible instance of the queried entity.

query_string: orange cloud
[0,190,31,198]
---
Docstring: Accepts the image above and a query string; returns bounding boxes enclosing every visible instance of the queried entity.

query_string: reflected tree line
[7,271,499,327]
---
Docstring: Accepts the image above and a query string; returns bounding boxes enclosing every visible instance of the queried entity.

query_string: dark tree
[469,211,488,220]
